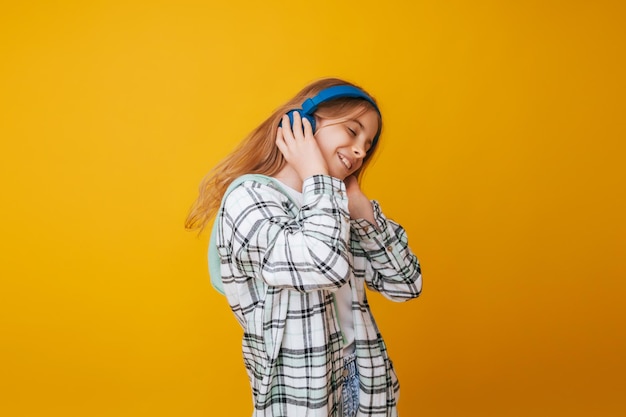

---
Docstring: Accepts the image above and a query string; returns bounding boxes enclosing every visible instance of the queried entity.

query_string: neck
[272,164,303,192]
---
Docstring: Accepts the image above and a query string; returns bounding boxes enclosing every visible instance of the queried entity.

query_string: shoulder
[222,175,291,213]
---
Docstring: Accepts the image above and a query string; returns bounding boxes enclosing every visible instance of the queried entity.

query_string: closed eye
[348,127,357,136]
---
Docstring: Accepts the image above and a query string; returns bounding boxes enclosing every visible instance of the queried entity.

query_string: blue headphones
[282,85,381,150]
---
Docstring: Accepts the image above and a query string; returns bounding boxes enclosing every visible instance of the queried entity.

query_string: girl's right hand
[276,112,329,181]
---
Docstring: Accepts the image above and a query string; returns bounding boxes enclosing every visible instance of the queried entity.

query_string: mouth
[338,153,353,170]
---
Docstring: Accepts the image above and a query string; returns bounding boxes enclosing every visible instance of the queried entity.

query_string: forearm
[348,196,377,226]
[223,176,353,292]
[352,201,422,300]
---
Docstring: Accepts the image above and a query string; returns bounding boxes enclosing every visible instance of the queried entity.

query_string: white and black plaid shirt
[214,174,422,416]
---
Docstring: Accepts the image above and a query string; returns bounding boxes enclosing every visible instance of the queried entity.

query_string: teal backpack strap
[208,217,225,295]
[208,174,296,295]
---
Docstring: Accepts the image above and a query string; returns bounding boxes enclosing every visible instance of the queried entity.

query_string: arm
[220,175,352,292]
[345,177,422,301]
[351,202,422,301]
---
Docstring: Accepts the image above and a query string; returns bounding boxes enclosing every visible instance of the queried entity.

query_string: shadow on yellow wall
[1,1,625,416]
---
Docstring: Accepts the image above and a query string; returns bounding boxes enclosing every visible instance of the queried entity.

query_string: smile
[338,153,352,170]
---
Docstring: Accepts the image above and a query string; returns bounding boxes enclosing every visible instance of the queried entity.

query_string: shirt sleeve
[350,200,422,301]
[219,175,352,292]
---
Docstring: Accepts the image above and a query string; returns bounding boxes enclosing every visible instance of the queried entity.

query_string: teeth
[339,154,351,169]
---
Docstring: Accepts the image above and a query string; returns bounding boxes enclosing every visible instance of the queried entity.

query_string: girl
[185,78,422,417]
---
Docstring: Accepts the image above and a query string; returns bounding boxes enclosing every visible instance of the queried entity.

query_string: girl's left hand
[344,175,377,225]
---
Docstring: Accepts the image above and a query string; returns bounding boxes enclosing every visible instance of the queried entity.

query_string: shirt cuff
[350,200,385,239]
[302,175,347,201]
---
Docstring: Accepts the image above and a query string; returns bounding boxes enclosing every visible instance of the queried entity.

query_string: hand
[344,175,376,225]
[275,112,328,181]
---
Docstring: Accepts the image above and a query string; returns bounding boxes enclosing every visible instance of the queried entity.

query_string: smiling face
[313,108,380,180]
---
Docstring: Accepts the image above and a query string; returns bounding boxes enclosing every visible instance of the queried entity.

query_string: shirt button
[364,226,370,232]
[386,245,393,252]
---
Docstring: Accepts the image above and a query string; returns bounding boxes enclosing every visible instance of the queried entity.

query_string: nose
[352,143,366,158]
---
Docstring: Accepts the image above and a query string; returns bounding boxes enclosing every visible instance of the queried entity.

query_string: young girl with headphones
[185,78,422,417]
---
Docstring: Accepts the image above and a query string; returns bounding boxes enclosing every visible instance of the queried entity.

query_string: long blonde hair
[185,77,382,232]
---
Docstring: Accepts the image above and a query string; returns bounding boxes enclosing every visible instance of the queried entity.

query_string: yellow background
[1,1,625,416]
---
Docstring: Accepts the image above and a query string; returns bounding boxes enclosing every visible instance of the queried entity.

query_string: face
[314,109,379,180]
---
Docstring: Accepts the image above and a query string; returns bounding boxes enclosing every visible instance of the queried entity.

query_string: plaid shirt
[214,174,422,416]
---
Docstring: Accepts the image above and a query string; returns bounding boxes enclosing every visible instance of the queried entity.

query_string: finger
[302,116,314,138]
[281,114,295,141]
[275,124,283,142]
[275,127,288,155]
[292,112,303,140]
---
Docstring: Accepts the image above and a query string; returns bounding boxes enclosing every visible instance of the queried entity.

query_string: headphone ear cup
[283,110,317,133]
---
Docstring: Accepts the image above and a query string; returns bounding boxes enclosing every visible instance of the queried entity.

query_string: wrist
[349,198,376,222]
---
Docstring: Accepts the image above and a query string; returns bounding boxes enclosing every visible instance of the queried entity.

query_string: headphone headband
[301,85,380,116]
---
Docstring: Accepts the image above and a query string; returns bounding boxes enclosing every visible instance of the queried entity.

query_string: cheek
[315,134,336,155]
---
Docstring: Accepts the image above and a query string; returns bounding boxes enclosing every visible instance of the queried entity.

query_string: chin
[330,171,349,180]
